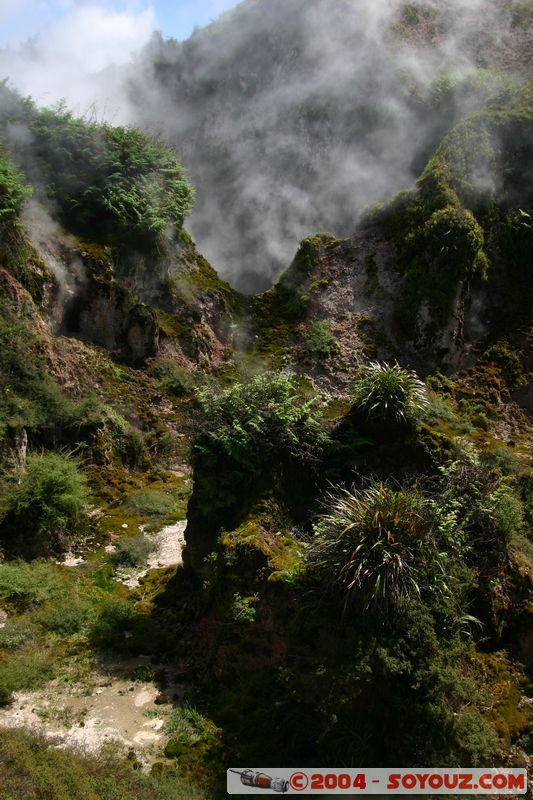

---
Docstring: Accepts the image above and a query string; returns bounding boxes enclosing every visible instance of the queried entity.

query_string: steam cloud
[0,3,156,123]
[127,0,521,291]
[0,0,524,291]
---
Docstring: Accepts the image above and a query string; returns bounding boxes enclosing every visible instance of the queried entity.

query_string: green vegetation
[310,482,447,614]
[0,728,208,800]
[352,361,429,425]
[0,85,194,249]
[252,234,336,366]
[0,452,90,556]
[303,320,337,358]
[164,705,226,787]
[0,147,31,219]
[110,533,155,568]
[368,97,533,340]
[0,26,530,800]
[195,373,327,471]
[0,560,65,607]
[151,358,196,396]
[0,297,70,448]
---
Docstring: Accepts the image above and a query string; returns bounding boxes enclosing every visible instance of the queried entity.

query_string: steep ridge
[129,0,533,291]
[0,4,531,796]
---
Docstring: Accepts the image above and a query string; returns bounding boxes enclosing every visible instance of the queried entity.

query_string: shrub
[110,534,155,568]
[229,592,259,624]
[0,727,209,800]
[7,95,195,247]
[164,704,226,784]
[0,618,37,650]
[352,361,429,425]
[0,561,65,606]
[164,704,220,743]
[0,148,31,219]
[195,374,327,471]
[435,447,525,555]
[309,483,447,615]
[0,652,56,693]
[89,597,134,647]
[38,597,94,636]
[304,321,337,358]
[480,485,524,543]
[123,489,176,517]
[0,452,90,551]
[0,300,78,448]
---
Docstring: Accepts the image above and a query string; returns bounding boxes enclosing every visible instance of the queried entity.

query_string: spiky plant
[310,483,447,615]
[352,361,429,425]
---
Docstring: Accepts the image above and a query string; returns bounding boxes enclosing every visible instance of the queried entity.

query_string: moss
[479,339,528,391]
[473,651,531,745]
[398,204,487,336]
[219,500,303,580]
[155,308,190,338]
[250,233,337,367]
[370,101,532,341]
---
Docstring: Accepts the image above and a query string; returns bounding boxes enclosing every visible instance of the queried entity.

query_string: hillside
[130,0,533,291]
[0,1,531,798]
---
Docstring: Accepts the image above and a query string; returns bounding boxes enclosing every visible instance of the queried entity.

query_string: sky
[0,0,241,48]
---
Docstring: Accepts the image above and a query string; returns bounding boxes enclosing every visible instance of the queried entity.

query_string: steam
[0,0,522,292]
[0,3,156,123]
[127,0,518,291]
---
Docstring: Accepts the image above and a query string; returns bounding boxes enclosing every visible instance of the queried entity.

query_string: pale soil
[0,656,185,764]
[115,519,187,589]
[0,520,188,763]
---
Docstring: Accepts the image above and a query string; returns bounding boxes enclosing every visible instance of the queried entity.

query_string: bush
[0,727,209,800]
[0,618,37,650]
[38,597,94,636]
[352,361,429,425]
[164,705,226,785]
[0,452,90,552]
[89,597,134,648]
[4,91,195,247]
[0,299,79,449]
[123,489,176,517]
[86,405,146,467]
[195,374,328,471]
[304,321,337,358]
[480,485,524,543]
[436,447,524,555]
[0,148,31,220]
[0,651,56,694]
[309,482,447,615]
[110,534,155,568]
[0,561,65,607]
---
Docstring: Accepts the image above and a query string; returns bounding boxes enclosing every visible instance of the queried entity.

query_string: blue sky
[0,0,241,48]
[155,0,241,40]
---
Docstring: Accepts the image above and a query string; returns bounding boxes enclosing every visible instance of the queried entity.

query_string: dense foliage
[0,147,31,220]
[352,362,429,425]
[195,374,327,471]
[310,482,447,614]
[0,728,208,800]
[0,298,73,446]
[0,452,90,555]
[0,8,531,794]
[0,84,194,248]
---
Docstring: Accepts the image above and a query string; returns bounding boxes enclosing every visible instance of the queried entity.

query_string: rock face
[0,428,27,472]
[62,278,159,364]
[19,205,236,368]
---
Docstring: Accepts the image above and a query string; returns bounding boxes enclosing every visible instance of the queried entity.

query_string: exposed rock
[0,428,27,472]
